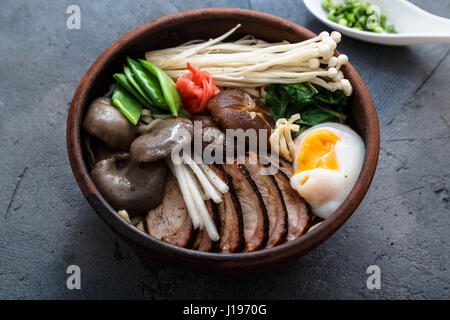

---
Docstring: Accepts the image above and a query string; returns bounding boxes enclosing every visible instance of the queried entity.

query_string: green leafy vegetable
[282,82,318,105]
[322,0,397,34]
[111,84,143,125]
[266,85,289,120]
[296,107,336,126]
[313,84,348,105]
[265,82,348,132]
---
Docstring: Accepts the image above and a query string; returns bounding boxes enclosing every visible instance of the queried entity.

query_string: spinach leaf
[314,84,348,105]
[265,82,349,131]
[266,85,287,121]
[296,106,336,127]
[282,83,318,106]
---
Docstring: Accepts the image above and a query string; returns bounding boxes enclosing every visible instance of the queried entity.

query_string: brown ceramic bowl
[67,8,379,273]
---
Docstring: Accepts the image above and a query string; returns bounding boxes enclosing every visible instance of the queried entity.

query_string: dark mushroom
[207,89,273,132]
[90,137,126,162]
[91,153,167,217]
[190,115,225,163]
[83,97,136,150]
[191,115,225,149]
[130,118,193,163]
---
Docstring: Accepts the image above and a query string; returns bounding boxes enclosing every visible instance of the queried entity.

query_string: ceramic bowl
[67,8,379,273]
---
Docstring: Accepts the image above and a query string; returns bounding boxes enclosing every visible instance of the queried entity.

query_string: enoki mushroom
[145,24,352,95]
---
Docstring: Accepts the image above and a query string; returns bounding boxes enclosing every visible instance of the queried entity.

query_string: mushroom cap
[90,137,126,163]
[91,153,167,217]
[130,118,193,163]
[207,89,273,132]
[82,97,136,150]
[191,115,225,149]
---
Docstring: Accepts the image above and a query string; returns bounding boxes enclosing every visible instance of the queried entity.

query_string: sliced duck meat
[191,200,220,252]
[210,165,244,253]
[278,157,295,178]
[146,173,194,247]
[244,152,288,248]
[257,154,294,178]
[223,160,269,252]
[273,171,310,241]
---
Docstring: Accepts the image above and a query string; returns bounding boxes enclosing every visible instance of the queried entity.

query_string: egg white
[290,122,365,219]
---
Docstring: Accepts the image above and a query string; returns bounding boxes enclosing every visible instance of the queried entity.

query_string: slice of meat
[244,152,288,248]
[273,171,310,241]
[146,173,194,247]
[210,165,244,253]
[258,154,294,178]
[223,160,268,252]
[191,200,220,252]
[278,157,294,178]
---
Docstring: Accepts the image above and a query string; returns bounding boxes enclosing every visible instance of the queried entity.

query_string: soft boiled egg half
[290,122,365,219]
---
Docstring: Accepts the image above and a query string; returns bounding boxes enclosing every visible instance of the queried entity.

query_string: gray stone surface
[0,0,449,299]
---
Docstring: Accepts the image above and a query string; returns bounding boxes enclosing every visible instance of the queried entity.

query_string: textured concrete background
[0,0,449,299]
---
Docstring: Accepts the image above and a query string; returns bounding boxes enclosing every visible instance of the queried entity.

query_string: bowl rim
[66,7,380,270]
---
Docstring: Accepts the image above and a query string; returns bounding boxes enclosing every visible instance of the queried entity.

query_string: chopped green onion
[322,0,397,34]
[386,24,398,33]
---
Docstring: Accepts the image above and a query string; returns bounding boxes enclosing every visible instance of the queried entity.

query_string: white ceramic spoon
[303,0,450,45]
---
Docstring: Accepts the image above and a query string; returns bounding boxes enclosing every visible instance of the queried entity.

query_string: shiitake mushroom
[130,118,193,163]
[207,89,273,132]
[88,117,199,215]
[82,97,136,150]
[91,153,167,217]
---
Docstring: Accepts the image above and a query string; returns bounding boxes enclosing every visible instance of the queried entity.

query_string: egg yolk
[295,130,341,175]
